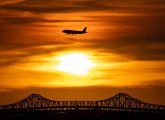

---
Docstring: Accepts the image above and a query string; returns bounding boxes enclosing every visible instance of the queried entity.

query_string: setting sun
[55,53,96,76]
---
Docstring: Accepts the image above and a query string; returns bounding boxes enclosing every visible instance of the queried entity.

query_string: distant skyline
[0,0,165,105]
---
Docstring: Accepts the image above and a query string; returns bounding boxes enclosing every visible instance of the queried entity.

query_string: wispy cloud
[3,17,95,24]
[0,0,23,5]
[1,0,165,13]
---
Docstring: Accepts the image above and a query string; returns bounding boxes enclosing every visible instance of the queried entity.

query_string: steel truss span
[0,93,165,113]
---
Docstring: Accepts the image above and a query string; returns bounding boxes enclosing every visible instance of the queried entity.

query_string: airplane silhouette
[62,27,87,35]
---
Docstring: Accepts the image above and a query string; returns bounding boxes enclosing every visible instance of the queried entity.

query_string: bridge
[0,93,165,113]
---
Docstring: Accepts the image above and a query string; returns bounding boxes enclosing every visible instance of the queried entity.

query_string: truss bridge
[0,93,165,113]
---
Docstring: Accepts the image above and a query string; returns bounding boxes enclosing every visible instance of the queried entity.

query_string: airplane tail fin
[82,27,87,33]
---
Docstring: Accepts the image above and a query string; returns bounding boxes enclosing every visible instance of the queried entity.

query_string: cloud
[0,0,165,62]
[83,36,165,61]
[0,0,165,84]
[80,13,165,61]
[0,0,84,13]
[0,45,65,67]
[0,0,23,5]
[1,0,162,13]
[3,17,95,24]
[3,17,47,24]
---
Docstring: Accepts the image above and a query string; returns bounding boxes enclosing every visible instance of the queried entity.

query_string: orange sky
[0,0,165,105]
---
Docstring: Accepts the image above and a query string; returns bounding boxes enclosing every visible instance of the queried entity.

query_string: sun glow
[55,53,96,76]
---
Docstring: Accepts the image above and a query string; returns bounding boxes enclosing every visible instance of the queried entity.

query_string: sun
[55,53,96,76]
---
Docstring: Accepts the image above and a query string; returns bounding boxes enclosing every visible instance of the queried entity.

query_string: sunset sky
[0,0,165,105]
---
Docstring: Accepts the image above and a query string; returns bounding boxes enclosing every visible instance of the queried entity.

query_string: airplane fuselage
[62,27,87,35]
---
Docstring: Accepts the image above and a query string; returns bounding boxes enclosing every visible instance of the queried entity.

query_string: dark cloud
[3,17,95,24]
[0,0,165,62]
[1,0,164,13]
[3,17,47,24]
[81,13,165,61]
[0,0,86,13]
[0,5,76,13]
[84,35,165,61]
[0,45,68,67]
[1,0,165,13]
[0,21,74,67]
[0,0,23,5]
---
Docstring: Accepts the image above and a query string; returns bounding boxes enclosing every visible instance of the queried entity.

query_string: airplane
[62,27,87,35]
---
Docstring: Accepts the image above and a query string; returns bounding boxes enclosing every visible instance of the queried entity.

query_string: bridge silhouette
[0,92,165,113]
